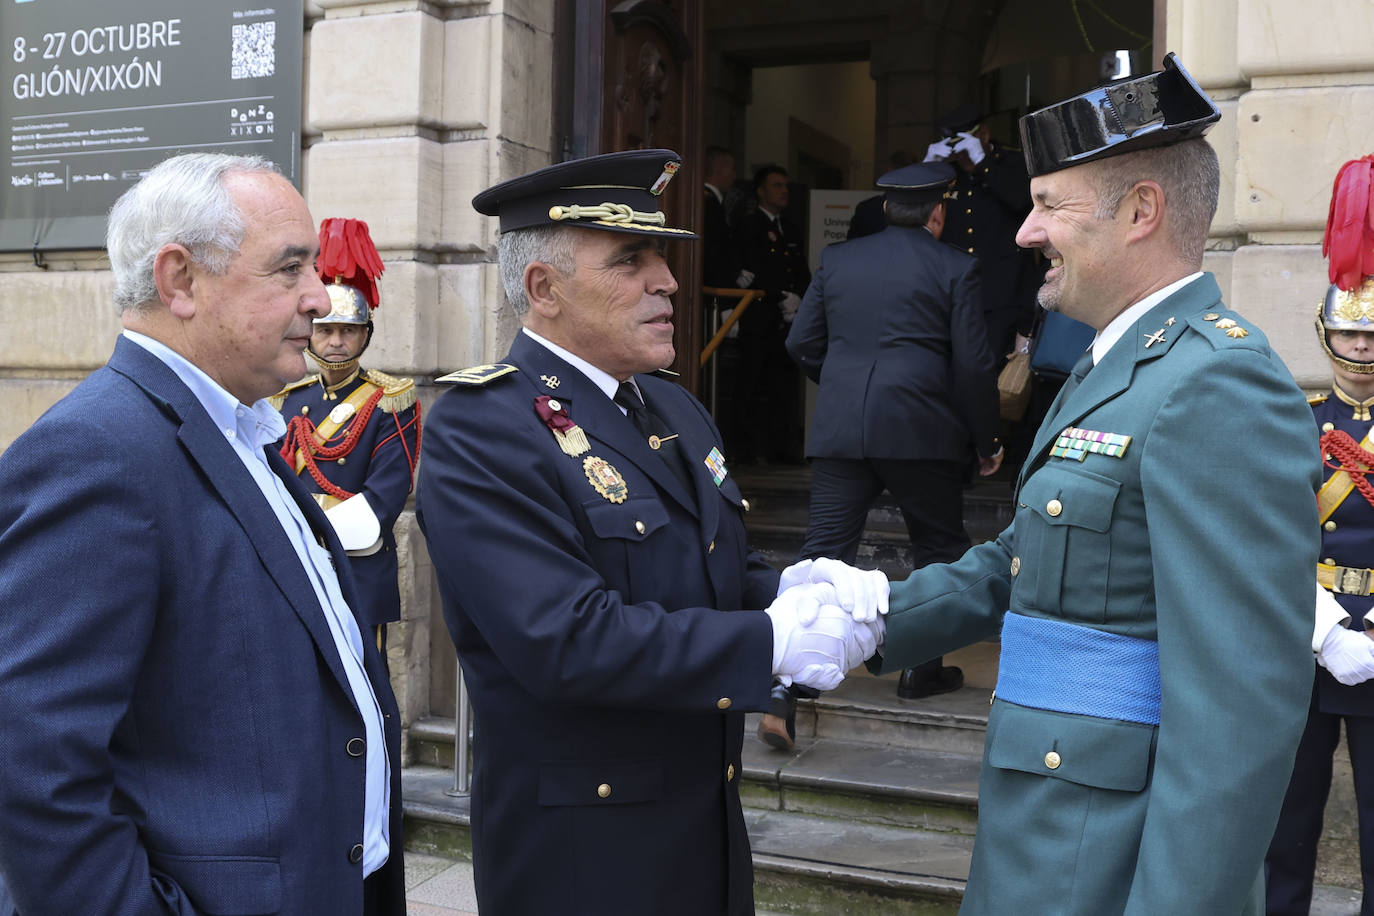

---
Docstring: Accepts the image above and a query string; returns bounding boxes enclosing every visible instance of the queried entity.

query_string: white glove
[778,557,890,622]
[735,268,755,289]
[953,132,985,165]
[923,140,953,163]
[779,291,801,323]
[720,308,741,339]
[1317,623,1374,686]
[765,583,851,691]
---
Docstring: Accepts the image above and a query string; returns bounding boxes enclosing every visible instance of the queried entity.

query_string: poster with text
[1,0,304,251]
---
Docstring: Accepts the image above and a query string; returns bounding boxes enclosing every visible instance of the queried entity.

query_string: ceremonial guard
[274,218,421,650]
[926,105,1041,357]
[1267,153,1374,916]
[875,56,1319,913]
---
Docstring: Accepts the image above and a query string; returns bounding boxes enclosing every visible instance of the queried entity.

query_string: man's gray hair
[106,152,279,314]
[497,225,578,315]
[1083,138,1220,263]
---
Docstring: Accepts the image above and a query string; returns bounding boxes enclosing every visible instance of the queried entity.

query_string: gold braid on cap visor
[547,202,667,227]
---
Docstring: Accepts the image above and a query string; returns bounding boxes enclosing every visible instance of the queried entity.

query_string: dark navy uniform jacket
[1312,391,1374,716]
[786,224,1000,461]
[415,331,778,916]
[942,143,1040,345]
[277,370,420,627]
[737,207,810,334]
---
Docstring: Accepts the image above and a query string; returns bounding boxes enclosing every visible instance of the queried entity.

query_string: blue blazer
[417,331,778,916]
[0,337,404,916]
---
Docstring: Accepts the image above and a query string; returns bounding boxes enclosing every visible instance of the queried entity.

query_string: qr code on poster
[231,21,276,80]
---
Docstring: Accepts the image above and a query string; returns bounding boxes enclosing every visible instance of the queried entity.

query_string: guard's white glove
[953,132,985,165]
[720,307,741,339]
[923,140,954,163]
[765,583,851,691]
[778,557,889,623]
[779,291,802,323]
[1317,622,1374,686]
[735,268,755,289]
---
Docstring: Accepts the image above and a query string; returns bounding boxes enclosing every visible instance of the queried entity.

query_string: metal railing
[445,666,472,797]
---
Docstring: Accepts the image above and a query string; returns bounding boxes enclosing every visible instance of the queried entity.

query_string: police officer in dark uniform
[926,104,1040,358]
[273,217,421,654]
[414,149,885,916]
[787,162,1003,701]
[1267,153,1374,916]
[734,164,811,463]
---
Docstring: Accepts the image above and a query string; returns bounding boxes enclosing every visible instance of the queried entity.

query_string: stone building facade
[0,0,1371,752]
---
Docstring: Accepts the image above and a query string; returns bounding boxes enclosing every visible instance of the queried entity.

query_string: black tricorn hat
[877,162,956,205]
[1018,53,1220,178]
[472,149,697,238]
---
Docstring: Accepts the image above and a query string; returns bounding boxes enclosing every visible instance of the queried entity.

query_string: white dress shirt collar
[521,327,639,408]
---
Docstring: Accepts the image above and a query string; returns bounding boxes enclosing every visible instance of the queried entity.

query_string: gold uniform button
[300,405,310,415]
[1322,422,1335,432]
[741,499,751,512]
[634,520,646,534]
[1046,499,1063,517]
[1325,520,1338,532]
[716,697,732,710]
[597,783,611,798]
[726,764,736,782]
[966,227,973,234]
[1044,751,1062,770]
[337,456,347,466]
[967,246,974,253]
[708,540,716,553]
[1010,557,1021,576]
[1325,557,1337,565]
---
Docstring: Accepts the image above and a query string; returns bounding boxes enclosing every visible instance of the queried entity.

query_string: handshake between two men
[764,557,889,691]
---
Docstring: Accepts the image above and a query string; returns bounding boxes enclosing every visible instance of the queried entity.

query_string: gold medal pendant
[584,456,628,503]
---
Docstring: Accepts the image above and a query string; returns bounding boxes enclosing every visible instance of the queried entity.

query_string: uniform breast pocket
[1016,465,1120,621]
[583,496,671,543]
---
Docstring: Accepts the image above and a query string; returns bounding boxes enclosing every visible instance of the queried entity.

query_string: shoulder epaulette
[1308,392,1330,406]
[1186,310,1264,351]
[362,368,417,413]
[267,374,320,411]
[436,363,519,387]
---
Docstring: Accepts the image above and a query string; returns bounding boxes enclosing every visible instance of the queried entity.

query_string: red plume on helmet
[1323,155,1374,292]
[317,217,385,309]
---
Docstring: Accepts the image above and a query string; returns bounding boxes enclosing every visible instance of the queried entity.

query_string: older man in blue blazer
[0,153,405,915]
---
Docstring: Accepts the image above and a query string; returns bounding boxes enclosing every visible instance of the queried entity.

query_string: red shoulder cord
[1321,428,1374,510]
[279,388,387,500]
[371,400,422,490]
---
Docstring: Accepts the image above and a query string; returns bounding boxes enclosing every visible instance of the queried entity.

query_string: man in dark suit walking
[0,152,405,915]
[787,161,1003,701]
[416,149,886,916]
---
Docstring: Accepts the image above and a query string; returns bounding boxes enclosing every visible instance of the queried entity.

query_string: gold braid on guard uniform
[1322,428,1374,509]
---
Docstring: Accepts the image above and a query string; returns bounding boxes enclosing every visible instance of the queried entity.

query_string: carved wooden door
[555,0,704,392]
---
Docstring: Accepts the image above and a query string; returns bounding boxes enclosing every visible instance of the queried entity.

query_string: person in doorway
[1266,153,1374,916]
[925,104,1040,359]
[734,164,810,464]
[873,55,1320,914]
[787,161,1002,706]
[274,217,421,657]
[415,148,886,916]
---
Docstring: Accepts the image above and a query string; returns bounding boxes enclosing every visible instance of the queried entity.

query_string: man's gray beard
[1036,284,1061,313]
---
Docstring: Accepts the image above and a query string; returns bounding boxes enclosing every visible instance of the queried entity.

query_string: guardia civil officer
[874,55,1320,914]
[787,161,1002,704]
[415,149,886,916]
[925,104,1040,357]
[1266,153,1374,916]
[274,218,420,653]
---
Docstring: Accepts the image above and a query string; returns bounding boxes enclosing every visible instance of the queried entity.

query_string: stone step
[401,764,969,916]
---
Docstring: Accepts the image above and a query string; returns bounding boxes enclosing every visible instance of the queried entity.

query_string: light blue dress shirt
[122,330,391,876]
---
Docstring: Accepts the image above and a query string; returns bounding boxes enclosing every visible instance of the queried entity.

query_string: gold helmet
[310,218,384,370]
[1317,156,1374,373]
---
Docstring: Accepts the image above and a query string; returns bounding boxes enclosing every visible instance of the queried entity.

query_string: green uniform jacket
[875,274,1320,915]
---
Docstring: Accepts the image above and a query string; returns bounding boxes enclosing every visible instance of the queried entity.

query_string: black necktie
[614,382,692,491]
